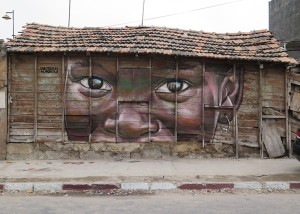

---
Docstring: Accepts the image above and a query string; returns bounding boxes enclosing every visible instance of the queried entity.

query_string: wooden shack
[1,23,298,159]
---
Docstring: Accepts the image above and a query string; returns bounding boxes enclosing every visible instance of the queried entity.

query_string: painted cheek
[65,85,89,116]
[204,73,219,105]
[151,93,175,124]
[177,109,201,130]
[177,92,202,132]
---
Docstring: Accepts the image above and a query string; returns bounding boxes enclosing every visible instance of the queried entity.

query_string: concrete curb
[1,182,300,192]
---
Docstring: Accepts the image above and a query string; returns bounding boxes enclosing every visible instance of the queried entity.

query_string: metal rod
[12,10,15,38]
[141,0,145,26]
[68,0,71,27]
[2,10,15,38]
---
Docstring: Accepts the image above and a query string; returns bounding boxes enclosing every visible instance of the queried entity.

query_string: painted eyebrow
[69,63,89,81]
[69,63,116,84]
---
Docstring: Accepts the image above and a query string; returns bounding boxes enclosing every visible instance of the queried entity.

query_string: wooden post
[285,66,291,158]
[149,57,152,143]
[259,64,263,158]
[88,55,92,143]
[233,64,238,159]
[116,56,119,143]
[61,55,65,143]
[175,58,178,143]
[64,56,70,142]
[34,55,38,143]
[202,61,205,148]
[6,55,11,144]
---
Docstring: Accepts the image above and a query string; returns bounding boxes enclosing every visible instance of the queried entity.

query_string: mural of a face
[65,56,244,143]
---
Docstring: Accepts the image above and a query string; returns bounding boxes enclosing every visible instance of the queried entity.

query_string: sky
[0,0,271,40]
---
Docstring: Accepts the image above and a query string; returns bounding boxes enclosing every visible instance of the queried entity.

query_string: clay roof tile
[5,23,298,65]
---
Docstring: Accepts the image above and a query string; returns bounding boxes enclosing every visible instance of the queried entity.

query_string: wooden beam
[285,66,291,158]
[175,58,178,143]
[234,64,239,159]
[262,115,286,119]
[116,56,119,143]
[34,56,38,143]
[88,55,92,143]
[259,64,263,158]
[61,55,65,143]
[204,105,234,109]
[202,61,205,148]
[6,55,11,143]
[290,79,300,86]
[149,57,152,143]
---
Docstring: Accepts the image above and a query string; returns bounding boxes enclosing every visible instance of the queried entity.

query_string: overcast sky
[0,0,270,40]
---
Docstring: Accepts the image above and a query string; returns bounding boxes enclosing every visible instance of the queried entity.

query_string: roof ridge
[23,23,270,36]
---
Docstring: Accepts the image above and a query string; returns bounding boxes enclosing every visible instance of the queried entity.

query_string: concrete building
[269,0,300,62]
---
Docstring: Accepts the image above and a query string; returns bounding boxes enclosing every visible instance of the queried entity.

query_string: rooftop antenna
[141,0,145,26]
[68,0,71,27]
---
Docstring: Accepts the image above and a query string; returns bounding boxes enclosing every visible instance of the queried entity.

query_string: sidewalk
[1,158,300,192]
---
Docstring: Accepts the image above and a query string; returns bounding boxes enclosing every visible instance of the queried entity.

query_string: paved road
[0,192,299,214]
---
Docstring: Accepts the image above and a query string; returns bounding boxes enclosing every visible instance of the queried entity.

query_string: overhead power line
[104,0,244,28]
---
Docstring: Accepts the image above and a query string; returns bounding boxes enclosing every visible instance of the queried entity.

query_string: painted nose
[104,107,159,138]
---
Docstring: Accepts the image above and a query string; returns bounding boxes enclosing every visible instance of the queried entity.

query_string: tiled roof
[5,23,298,64]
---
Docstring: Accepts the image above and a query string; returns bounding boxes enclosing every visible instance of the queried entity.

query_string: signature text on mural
[40,66,59,73]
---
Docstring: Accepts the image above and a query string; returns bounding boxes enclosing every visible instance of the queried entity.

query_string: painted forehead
[69,62,116,81]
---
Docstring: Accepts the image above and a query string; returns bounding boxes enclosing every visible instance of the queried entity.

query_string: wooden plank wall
[8,53,290,154]
[261,66,286,138]
[289,69,300,140]
[236,64,259,147]
[37,56,63,142]
[10,54,63,143]
[10,55,35,142]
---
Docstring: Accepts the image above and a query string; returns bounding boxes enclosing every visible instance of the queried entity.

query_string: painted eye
[80,76,111,91]
[156,79,191,93]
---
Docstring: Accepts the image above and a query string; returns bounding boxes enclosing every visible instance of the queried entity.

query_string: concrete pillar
[0,40,7,159]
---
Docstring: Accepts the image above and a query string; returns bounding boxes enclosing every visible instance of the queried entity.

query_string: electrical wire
[103,0,244,27]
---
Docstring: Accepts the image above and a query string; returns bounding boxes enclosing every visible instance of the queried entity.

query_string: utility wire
[103,0,244,27]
